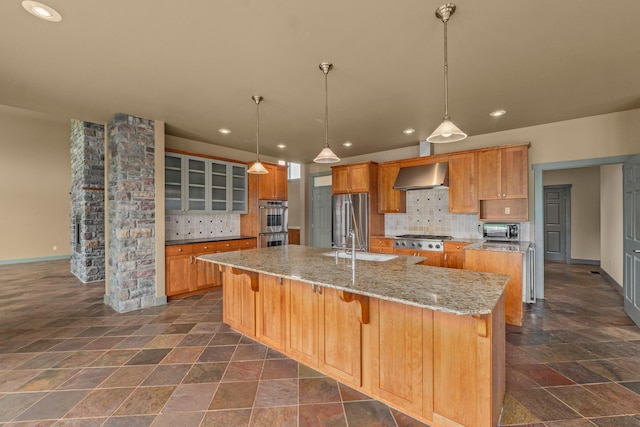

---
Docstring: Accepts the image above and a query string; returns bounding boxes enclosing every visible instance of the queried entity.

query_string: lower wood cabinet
[464,249,523,326]
[165,238,257,299]
[443,241,470,269]
[218,266,505,427]
[393,248,444,267]
[370,237,394,254]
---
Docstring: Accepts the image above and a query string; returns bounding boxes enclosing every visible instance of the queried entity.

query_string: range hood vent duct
[393,162,449,191]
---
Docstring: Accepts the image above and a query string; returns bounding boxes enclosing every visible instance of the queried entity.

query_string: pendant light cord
[443,19,449,118]
[255,97,260,161]
[324,69,329,148]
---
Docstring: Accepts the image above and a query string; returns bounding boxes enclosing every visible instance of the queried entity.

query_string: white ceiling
[2,1,640,163]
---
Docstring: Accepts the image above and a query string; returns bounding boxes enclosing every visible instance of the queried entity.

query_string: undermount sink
[323,251,398,262]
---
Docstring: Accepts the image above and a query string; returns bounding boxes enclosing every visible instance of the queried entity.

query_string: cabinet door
[164,153,185,211]
[166,246,193,296]
[443,242,470,269]
[418,252,444,267]
[378,163,406,213]
[274,165,288,200]
[347,163,370,193]
[371,298,424,417]
[209,160,229,212]
[193,243,219,290]
[501,146,528,199]
[477,149,500,200]
[258,163,277,200]
[448,152,478,213]
[257,274,286,351]
[186,157,207,211]
[230,164,248,213]
[222,267,257,336]
[286,279,320,367]
[320,287,362,387]
[332,166,350,194]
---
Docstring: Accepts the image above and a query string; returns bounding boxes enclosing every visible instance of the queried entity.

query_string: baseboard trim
[600,269,623,294]
[103,294,168,309]
[570,259,600,266]
[0,255,70,266]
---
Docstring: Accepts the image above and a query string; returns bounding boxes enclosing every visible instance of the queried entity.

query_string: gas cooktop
[393,234,452,251]
[394,234,452,240]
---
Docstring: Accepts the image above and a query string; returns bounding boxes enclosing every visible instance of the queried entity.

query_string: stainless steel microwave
[483,223,520,241]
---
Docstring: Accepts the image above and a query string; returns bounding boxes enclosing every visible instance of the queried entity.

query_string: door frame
[533,155,632,300]
[309,171,333,248]
[543,184,572,263]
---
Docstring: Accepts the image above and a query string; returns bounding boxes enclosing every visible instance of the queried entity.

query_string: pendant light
[313,62,340,163]
[247,95,269,174]
[427,3,467,143]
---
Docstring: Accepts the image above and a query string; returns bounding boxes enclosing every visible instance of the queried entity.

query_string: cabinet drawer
[166,245,194,256]
[238,239,257,250]
[444,241,470,253]
[371,238,393,248]
[219,240,242,252]
[192,242,218,254]
[370,246,394,254]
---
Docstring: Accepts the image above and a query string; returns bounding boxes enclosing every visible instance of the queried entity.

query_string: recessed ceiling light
[489,109,507,117]
[402,128,415,134]
[218,128,231,134]
[343,141,353,147]
[276,143,287,149]
[22,1,62,22]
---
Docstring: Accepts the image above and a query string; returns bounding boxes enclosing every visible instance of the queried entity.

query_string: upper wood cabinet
[332,162,376,194]
[448,152,478,213]
[258,163,288,200]
[478,145,528,200]
[378,162,406,213]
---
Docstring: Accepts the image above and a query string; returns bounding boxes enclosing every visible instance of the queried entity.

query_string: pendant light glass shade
[248,95,269,175]
[313,62,340,164]
[427,3,467,144]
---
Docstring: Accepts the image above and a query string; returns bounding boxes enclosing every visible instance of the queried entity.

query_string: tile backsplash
[383,188,530,240]
[165,212,240,240]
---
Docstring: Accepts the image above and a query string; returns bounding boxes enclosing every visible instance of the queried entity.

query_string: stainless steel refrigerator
[332,193,369,251]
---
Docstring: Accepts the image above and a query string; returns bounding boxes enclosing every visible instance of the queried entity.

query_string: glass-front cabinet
[164,152,247,213]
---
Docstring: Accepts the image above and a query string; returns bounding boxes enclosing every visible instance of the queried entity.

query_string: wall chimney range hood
[392,162,449,191]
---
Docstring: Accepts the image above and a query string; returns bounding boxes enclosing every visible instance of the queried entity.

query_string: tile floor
[0,259,639,426]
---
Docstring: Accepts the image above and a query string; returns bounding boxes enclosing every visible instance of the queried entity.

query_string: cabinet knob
[503,193,506,197]
[226,243,230,247]
[456,245,460,249]
[204,246,208,249]
[177,248,182,252]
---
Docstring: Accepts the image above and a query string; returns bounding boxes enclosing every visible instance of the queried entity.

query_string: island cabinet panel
[448,152,478,213]
[222,267,257,337]
[370,298,424,418]
[256,274,286,351]
[320,287,363,387]
[286,280,320,367]
[431,294,505,427]
[464,249,523,326]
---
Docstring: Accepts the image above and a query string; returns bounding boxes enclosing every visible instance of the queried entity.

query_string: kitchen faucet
[349,230,356,269]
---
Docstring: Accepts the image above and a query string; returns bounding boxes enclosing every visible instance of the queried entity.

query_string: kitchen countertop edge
[166,236,256,246]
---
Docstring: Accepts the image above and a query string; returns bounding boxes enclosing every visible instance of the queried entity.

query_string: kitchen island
[199,245,509,427]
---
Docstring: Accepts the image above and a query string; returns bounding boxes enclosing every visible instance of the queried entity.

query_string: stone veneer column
[106,113,156,312]
[70,120,105,283]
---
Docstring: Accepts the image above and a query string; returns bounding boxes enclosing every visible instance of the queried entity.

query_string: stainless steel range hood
[392,162,449,191]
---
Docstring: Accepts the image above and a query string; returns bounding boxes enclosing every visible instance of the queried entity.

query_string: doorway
[543,185,571,262]
[310,172,332,248]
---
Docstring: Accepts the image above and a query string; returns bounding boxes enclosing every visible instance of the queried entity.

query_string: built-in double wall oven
[259,200,288,248]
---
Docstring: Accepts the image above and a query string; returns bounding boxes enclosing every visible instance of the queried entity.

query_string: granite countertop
[166,236,256,246]
[465,241,532,253]
[199,245,508,316]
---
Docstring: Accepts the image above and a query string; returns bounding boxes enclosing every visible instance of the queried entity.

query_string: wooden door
[257,274,286,351]
[320,287,362,387]
[347,163,370,193]
[165,245,193,296]
[286,279,320,367]
[258,163,277,199]
[477,149,500,200]
[448,152,478,213]
[371,298,424,417]
[378,163,406,213]
[332,166,349,194]
[222,267,257,336]
[501,146,528,199]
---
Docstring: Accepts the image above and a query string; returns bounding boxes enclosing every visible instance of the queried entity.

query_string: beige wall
[600,164,624,286]
[0,105,71,262]
[543,167,601,262]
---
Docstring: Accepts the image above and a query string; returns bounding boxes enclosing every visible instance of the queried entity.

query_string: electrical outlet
[504,207,511,215]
